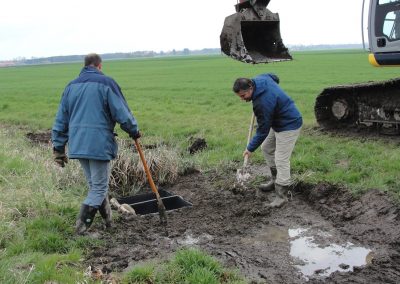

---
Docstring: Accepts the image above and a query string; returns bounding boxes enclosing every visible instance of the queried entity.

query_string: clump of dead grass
[109,140,180,196]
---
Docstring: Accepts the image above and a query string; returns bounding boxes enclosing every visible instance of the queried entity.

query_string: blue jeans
[79,159,110,208]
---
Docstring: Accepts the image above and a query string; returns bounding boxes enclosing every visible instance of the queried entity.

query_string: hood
[79,66,104,76]
[251,73,280,100]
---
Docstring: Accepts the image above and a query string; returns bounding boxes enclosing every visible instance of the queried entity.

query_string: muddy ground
[84,166,400,284]
[24,131,400,283]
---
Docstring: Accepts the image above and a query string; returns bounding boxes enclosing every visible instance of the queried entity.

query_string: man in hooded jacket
[52,53,140,234]
[233,73,302,207]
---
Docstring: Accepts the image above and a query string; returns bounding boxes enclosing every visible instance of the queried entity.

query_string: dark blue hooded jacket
[52,66,139,160]
[247,73,302,152]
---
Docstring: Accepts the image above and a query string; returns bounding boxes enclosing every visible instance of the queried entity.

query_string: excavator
[221,0,400,135]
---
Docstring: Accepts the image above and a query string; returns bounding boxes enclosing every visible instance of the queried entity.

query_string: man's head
[84,53,102,69]
[233,78,254,102]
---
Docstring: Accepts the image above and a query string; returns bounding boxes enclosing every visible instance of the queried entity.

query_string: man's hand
[243,149,252,158]
[53,148,68,167]
[130,131,141,140]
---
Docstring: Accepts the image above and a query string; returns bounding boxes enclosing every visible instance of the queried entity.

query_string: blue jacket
[52,66,139,160]
[247,73,302,152]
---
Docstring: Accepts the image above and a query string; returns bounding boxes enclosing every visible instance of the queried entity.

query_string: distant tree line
[288,44,363,51]
[0,44,364,67]
[8,48,222,66]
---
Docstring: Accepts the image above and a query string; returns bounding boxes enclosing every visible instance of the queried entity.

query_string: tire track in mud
[86,171,400,284]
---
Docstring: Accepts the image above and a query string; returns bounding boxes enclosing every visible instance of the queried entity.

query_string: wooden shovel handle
[247,112,256,145]
[134,139,161,199]
[244,113,255,167]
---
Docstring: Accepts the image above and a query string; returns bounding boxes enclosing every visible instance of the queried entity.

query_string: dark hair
[233,78,253,93]
[84,53,102,67]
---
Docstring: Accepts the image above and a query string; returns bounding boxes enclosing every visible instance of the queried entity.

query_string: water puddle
[242,226,373,279]
[289,228,373,278]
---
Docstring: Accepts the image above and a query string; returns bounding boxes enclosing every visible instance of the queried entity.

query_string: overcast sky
[1,0,365,60]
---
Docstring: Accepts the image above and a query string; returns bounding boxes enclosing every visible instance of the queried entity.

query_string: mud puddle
[85,168,400,283]
[289,227,372,278]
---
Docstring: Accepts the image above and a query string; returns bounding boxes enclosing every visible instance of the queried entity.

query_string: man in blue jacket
[233,73,302,208]
[52,53,140,234]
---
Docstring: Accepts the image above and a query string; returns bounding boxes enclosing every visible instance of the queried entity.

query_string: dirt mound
[85,170,400,283]
[26,131,51,145]
[188,137,207,154]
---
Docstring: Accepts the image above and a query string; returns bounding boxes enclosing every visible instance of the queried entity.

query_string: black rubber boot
[267,183,288,208]
[75,204,98,235]
[99,195,113,228]
[259,167,277,192]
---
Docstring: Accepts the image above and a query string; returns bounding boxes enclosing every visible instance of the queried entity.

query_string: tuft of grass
[172,248,223,276]
[185,267,220,284]
[122,248,245,284]
[110,139,187,197]
[123,264,156,284]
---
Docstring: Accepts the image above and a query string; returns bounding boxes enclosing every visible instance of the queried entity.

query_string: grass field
[1,50,400,194]
[1,50,400,282]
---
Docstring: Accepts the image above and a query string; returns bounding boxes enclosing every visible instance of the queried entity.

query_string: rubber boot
[267,184,288,208]
[259,167,277,192]
[99,195,113,228]
[75,204,98,235]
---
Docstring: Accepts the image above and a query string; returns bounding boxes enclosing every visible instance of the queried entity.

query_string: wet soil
[23,130,399,282]
[26,131,51,145]
[188,137,207,154]
[85,167,400,284]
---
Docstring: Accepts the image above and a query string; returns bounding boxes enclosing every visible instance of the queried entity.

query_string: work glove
[130,131,141,140]
[53,147,68,167]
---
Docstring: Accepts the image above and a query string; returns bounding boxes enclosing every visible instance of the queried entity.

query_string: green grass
[1,50,399,195]
[1,50,400,282]
[122,248,245,284]
[0,127,96,283]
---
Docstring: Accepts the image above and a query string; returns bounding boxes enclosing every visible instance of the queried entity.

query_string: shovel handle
[243,153,249,167]
[247,112,256,146]
[243,112,255,167]
[134,139,161,199]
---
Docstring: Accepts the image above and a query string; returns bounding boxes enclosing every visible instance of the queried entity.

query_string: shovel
[134,139,168,228]
[236,112,255,184]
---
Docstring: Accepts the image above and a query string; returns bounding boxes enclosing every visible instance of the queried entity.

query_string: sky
[1,0,365,61]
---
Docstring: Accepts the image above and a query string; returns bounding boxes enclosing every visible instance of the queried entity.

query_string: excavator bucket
[220,0,292,64]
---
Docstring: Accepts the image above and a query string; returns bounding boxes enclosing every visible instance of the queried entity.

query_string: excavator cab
[220,0,292,64]
[368,0,400,66]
